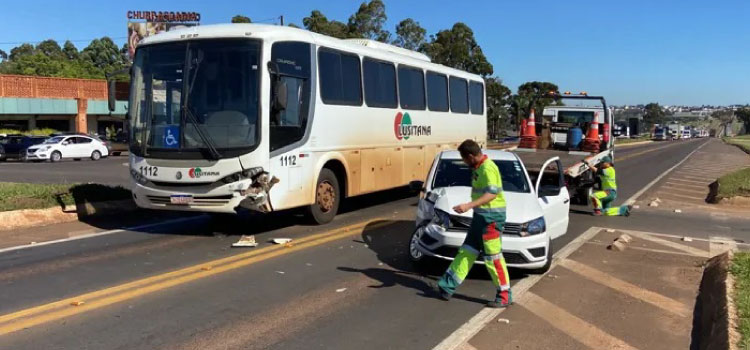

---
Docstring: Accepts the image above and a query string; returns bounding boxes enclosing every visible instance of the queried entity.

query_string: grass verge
[716,168,750,200]
[731,252,750,349]
[0,182,132,212]
[725,135,750,154]
[615,136,651,145]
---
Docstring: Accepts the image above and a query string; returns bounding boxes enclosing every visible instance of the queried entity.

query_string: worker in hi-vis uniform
[586,156,632,216]
[437,140,512,308]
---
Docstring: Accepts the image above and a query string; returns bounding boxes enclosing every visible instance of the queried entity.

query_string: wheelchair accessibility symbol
[164,126,180,148]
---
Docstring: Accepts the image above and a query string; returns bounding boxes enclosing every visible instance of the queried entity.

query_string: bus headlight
[521,217,546,236]
[130,169,149,185]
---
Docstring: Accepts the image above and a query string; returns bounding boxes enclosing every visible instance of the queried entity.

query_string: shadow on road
[343,220,530,305]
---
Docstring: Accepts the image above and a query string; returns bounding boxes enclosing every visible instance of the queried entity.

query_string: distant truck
[653,125,669,141]
[513,93,615,206]
[681,126,692,139]
[667,123,681,140]
[628,118,641,138]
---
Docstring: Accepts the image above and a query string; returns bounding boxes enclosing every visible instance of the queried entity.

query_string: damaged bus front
[124,38,279,213]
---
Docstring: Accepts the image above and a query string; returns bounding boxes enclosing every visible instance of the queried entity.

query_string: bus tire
[307,168,340,225]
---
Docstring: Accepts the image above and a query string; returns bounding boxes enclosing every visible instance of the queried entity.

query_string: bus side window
[270,41,312,152]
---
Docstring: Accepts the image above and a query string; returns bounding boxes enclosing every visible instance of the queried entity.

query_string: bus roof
[138,23,483,82]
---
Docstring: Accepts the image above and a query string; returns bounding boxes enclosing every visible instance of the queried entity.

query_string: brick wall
[0,75,129,100]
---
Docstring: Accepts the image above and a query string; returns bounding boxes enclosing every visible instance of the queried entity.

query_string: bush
[0,128,58,136]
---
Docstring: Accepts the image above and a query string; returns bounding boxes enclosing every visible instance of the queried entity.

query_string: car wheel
[91,150,101,161]
[530,239,553,274]
[50,151,62,163]
[306,168,340,225]
[408,227,431,269]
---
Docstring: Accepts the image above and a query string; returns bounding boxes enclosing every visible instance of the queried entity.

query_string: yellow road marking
[0,218,392,335]
[616,141,684,162]
[522,292,639,350]
[559,259,693,318]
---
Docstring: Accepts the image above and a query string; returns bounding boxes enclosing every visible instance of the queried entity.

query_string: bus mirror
[273,80,288,111]
[107,79,116,112]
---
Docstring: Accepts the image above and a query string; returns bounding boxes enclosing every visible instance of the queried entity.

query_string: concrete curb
[615,140,653,148]
[693,251,740,350]
[0,199,139,232]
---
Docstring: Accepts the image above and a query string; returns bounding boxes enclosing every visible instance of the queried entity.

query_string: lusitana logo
[188,167,220,178]
[394,112,431,140]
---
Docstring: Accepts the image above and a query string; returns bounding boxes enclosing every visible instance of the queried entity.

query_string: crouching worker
[586,156,632,216]
[436,140,512,308]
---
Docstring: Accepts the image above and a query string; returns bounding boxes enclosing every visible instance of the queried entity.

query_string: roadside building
[0,75,128,137]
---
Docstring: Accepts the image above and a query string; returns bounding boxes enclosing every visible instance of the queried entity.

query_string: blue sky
[1,0,748,106]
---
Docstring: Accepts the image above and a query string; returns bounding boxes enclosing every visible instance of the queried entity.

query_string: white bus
[112,23,487,224]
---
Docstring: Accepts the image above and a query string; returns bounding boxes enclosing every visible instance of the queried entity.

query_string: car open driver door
[535,157,570,239]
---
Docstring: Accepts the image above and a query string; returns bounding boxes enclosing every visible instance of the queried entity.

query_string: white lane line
[624,140,709,205]
[432,226,603,350]
[559,259,692,318]
[621,230,709,257]
[0,215,206,254]
[521,292,639,350]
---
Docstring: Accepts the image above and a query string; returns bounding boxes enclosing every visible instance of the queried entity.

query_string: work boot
[487,289,513,308]
[623,205,633,217]
[437,286,452,301]
[592,209,602,216]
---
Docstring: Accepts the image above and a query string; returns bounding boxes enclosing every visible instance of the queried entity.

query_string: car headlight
[130,169,149,185]
[433,209,451,227]
[521,217,546,236]
[42,146,51,151]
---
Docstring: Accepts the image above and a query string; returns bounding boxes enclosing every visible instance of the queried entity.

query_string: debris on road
[547,274,558,279]
[70,301,85,306]
[648,201,659,207]
[608,240,628,252]
[306,263,313,266]
[276,271,285,274]
[231,235,258,248]
[633,205,640,209]
[606,229,616,233]
[336,288,347,293]
[682,237,694,242]
[615,234,633,244]
[497,318,510,324]
[378,262,384,266]
[674,209,682,213]
[272,238,292,244]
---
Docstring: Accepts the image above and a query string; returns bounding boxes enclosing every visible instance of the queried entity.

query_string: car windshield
[432,158,531,193]
[44,137,64,144]
[129,39,261,159]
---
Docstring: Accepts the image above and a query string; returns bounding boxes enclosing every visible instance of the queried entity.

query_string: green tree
[392,18,426,51]
[735,107,750,135]
[643,102,666,126]
[303,10,349,39]
[9,43,35,61]
[62,40,79,60]
[421,23,493,77]
[347,0,390,42]
[511,81,560,126]
[80,37,127,76]
[231,15,252,23]
[0,49,7,61]
[485,77,512,138]
[35,39,64,59]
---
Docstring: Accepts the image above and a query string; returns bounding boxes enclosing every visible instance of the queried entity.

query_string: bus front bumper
[131,180,269,214]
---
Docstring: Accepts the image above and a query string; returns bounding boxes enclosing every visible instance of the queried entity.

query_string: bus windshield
[129,39,261,159]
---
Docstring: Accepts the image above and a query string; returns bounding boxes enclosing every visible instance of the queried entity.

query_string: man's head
[458,139,483,167]
[601,156,612,164]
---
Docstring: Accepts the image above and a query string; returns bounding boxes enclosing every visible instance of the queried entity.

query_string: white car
[25,135,109,162]
[409,150,570,273]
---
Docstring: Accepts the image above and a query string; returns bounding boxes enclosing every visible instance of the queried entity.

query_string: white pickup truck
[409,149,570,274]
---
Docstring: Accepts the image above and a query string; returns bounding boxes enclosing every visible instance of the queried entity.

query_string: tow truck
[511,93,615,205]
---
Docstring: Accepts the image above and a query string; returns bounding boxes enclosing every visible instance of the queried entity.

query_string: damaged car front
[409,151,553,273]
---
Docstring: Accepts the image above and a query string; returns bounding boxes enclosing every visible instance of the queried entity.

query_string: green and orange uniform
[438,155,511,305]
[591,165,630,216]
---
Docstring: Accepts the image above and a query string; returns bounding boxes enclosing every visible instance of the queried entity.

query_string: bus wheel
[308,169,340,225]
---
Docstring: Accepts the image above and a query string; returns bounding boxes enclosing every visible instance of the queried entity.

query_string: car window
[44,137,64,144]
[432,158,530,193]
[76,137,93,144]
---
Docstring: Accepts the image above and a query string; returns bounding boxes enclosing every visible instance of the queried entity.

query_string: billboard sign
[127,11,200,59]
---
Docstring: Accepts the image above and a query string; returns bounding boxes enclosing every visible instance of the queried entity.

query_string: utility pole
[280,15,284,26]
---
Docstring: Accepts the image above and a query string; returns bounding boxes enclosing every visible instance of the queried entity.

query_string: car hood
[431,186,543,224]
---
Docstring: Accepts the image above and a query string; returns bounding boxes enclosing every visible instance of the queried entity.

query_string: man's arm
[586,159,598,173]
[454,193,496,214]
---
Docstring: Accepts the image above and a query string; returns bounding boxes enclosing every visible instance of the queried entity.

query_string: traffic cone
[519,108,537,149]
[602,122,611,147]
[582,112,601,152]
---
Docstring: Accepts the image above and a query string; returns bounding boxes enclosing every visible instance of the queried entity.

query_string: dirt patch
[691,251,740,350]
[718,196,750,208]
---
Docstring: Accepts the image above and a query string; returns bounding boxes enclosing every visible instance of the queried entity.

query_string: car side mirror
[409,180,425,193]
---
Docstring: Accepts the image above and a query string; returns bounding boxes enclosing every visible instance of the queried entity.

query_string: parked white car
[409,150,570,273]
[25,135,109,162]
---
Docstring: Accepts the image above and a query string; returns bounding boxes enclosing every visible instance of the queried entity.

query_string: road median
[0,182,136,231]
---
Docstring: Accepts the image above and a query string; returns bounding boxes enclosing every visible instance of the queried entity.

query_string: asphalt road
[3,138,744,350]
[0,155,130,187]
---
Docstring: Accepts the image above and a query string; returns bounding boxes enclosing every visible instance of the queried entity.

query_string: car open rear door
[535,157,571,239]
